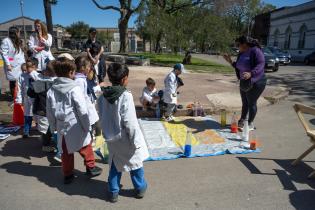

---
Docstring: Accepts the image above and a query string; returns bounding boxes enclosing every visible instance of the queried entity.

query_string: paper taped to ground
[139,116,260,161]
[0,125,20,134]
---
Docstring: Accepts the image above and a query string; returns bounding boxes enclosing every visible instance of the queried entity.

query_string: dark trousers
[42,128,52,146]
[240,77,267,123]
[9,81,16,99]
[97,55,106,82]
[23,116,33,135]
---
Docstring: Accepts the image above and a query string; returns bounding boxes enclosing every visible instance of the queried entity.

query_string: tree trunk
[142,37,146,52]
[118,10,132,53]
[155,31,162,53]
[43,0,54,40]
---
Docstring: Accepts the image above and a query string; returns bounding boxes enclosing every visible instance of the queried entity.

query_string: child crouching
[140,77,159,111]
[98,63,149,203]
[46,58,102,184]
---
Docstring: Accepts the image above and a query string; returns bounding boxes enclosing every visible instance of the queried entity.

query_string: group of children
[16,51,185,202]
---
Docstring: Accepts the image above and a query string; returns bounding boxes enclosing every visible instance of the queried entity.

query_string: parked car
[262,47,279,72]
[267,46,291,65]
[304,51,315,65]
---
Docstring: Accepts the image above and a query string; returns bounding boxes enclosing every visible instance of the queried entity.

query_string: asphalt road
[1,61,315,210]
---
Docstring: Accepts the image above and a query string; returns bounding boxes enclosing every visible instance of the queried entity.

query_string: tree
[43,0,57,44]
[98,31,114,51]
[92,0,145,53]
[224,0,275,35]
[66,21,90,40]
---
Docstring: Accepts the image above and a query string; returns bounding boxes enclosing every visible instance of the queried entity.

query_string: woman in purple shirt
[224,36,267,130]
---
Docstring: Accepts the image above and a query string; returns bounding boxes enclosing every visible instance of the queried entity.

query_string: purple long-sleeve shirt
[235,47,265,83]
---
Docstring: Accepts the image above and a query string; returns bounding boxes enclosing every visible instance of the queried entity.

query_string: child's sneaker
[166,115,174,122]
[108,192,118,203]
[86,166,102,178]
[54,153,62,163]
[135,186,147,199]
[64,174,74,184]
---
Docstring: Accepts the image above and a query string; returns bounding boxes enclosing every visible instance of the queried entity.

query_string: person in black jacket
[85,28,106,83]
[27,61,56,152]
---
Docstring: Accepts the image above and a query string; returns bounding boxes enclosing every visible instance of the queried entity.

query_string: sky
[0,0,312,28]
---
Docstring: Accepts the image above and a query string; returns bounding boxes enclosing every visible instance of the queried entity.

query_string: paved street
[0,61,315,210]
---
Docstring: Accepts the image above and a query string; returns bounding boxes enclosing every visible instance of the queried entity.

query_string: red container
[231,123,238,133]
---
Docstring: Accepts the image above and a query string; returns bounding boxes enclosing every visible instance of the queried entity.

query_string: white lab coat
[0,38,25,81]
[74,73,99,125]
[46,79,91,154]
[28,33,54,71]
[163,71,178,104]
[98,90,149,172]
[15,71,40,117]
[140,87,158,104]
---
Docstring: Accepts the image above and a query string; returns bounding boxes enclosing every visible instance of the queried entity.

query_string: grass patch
[130,53,233,74]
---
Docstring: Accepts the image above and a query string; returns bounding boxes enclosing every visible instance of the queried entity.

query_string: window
[284,26,292,50]
[273,29,279,47]
[298,24,307,49]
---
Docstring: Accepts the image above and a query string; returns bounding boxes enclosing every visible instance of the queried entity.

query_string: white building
[0,16,70,49]
[267,1,315,61]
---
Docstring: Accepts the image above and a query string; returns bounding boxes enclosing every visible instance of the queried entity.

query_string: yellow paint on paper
[163,121,199,146]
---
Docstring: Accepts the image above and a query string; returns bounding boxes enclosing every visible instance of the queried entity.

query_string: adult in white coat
[28,19,54,71]
[163,63,185,121]
[0,26,25,98]
[98,63,149,202]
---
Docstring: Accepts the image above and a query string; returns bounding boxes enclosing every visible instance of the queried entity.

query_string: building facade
[267,1,315,61]
[96,27,141,53]
[0,16,70,49]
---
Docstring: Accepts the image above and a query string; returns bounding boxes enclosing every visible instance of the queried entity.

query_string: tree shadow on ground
[237,157,315,210]
[1,161,135,201]
[266,68,315,103]
[168,118,221,134]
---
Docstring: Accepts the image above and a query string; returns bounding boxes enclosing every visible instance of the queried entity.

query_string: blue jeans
[23,116,33,135]
[240,77,267,123]
[108,162,147,194]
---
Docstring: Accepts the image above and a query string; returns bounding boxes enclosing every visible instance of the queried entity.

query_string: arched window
[284,26,292,50]
[298,24,307,49]
[273,29,279,47]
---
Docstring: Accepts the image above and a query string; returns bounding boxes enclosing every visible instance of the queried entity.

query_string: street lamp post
[20,0,27,46]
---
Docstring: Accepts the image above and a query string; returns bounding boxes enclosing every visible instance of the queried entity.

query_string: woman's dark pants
[240,77,267,123]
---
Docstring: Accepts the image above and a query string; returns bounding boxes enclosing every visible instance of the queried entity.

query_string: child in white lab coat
[16,57,39,138]
[46,58,102,184]
[140,78,160,111]
[98,63,149,203]
[74,56,100,127]
[27,61,56,152]
[163,63,185,121]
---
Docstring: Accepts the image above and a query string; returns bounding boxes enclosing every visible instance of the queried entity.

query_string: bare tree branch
[132,0,145,12]
[91,0,121,12]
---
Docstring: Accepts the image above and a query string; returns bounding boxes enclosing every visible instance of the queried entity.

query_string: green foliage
[130,52,233,73]
[97,31,114,45]
[66,21,90,40]
[135,0,275,53]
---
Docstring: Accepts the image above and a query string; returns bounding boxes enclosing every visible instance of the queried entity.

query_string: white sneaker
[248,123,255,131]
[166,116,175,122]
